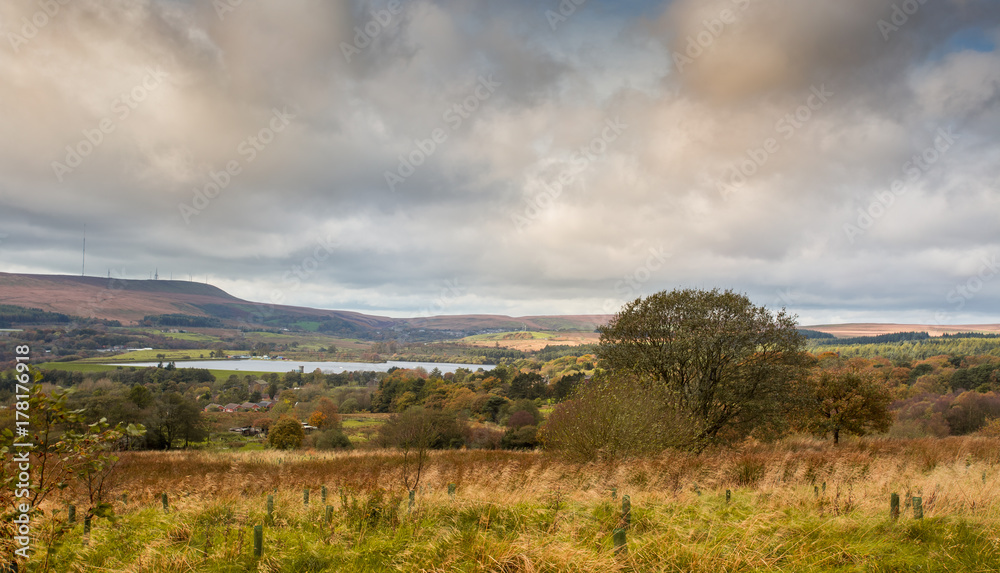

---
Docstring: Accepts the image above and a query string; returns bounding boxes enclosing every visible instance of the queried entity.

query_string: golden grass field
[25,436,1000,572]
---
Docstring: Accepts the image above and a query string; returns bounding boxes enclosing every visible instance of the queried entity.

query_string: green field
[75,348,217,363]
[39,361,273,380]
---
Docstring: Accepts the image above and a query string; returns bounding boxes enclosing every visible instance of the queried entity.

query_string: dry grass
[29,437,1000,572]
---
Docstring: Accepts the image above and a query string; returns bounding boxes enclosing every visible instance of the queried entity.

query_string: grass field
[38,361,274,381]
[459,331,599,351]
[18,437,1000,572]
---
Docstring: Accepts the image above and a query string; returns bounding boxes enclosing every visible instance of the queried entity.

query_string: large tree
[597,288,807,452]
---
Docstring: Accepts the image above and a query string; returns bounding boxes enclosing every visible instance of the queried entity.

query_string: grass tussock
[18,436,1000,572]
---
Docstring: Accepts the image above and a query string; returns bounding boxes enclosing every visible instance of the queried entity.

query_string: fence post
[68,504,76,524]
[266,495,274,525]
[253,524,263,558]
[304,488,309,506]
[83,515,91,536]
[613,528,627,556]
[321,486,327,505]
[912,497,923,519]
[325,505,333,524]
[622,495,631,529]
[890,493,900,521]
[161,493,169,513]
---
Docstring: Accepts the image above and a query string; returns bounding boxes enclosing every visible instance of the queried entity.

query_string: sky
[0,0,998,326]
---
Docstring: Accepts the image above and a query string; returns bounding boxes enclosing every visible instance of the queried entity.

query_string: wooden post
[266,495,274,525]
[613,528,627,556]
[325,505,333,524]
[253,524,263,558]
[321,486,327,504]
[68,504,76,524]
[161,493,169,513]
[303,488,309,506]
[83,515,91,536]
[622,495,631,530]
[822,482,826,493]
[890,493,900,521]
[912,497,923,519]
[725,489,731,504]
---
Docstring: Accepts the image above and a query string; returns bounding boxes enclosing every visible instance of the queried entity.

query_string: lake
[109,358,494,375]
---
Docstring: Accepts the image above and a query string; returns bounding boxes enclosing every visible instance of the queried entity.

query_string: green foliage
[799,356,894,444]
[268,417,305,450]
[597,288,808,452]
[312,428,352,450]
[541,373,691,462]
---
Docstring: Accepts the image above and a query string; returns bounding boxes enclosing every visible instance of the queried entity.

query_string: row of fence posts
[253,483,459,558]
[57,483,926,559]
[609,485,924,557]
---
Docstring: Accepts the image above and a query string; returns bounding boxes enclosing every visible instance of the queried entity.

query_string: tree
[597,288,808,452]
[145,393,205,449]
[308,410,327,428]
[313,397,341,431]
[378,407,464,490]
[268,417,305,450]
[799,356,893,444]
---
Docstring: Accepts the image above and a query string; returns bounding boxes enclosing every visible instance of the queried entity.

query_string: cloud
[0,0,999,324]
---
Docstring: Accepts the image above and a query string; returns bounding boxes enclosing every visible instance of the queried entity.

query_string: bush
[507,410,536,429]
[462,425,503,449]
[312,428,353,450]
[501,425,538,449]
[268,416,304,450]
[540,373,694,462]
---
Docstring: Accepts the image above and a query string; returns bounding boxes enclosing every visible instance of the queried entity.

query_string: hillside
[0,272,609,336]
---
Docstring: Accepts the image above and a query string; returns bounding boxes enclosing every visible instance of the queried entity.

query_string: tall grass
[27,437,1000,572]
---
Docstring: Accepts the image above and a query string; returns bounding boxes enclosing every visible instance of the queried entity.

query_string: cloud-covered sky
[1,0,998,325]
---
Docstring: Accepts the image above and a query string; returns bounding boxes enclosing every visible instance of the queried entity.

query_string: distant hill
[0,272,610,337]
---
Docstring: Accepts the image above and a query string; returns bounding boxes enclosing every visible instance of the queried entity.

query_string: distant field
[158,331,221,343]
[39,361,273,380]
[78,348,217,362]
[805,323,1000,338]
[460,330,599,351]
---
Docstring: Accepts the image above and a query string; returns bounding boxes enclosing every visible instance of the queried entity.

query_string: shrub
[268,416,304,450]
[312,428,353,450]
[540,373,693,462]
[501,425,538,450]
[507,410,536,429]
